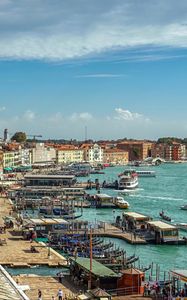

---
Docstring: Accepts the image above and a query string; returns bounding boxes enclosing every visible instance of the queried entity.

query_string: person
[57,288,63,300]
[38,289,42,300]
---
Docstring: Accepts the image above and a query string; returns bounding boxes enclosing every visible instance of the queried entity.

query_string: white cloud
[0,1,187,61]
[114,108,143,121]
[48,112,63,124]
[23,110,35,121]
[0,106,6,111]
[69,112,93,122]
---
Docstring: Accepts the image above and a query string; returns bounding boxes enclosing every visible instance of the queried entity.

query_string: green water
[6,266,69,276]
[78,163,187,274]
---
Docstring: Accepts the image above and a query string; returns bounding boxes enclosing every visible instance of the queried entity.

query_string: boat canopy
[70,257,120,278]
[147,221,176,231]
[25,218,68,226]
[123,212,150,221]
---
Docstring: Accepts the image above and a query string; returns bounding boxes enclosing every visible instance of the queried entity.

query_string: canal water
[78,163,187,275]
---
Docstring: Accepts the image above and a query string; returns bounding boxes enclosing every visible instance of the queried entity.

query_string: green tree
[11,132,27,143]
[132,147,140,159]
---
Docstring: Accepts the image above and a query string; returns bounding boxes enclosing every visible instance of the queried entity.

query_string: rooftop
[0,265,29,300]
[70,257,119,278]
[123,212,150,220]
[24,174,75,179]
[147,221,177,230]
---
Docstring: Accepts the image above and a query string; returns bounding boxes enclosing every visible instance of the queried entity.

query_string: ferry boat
[136,170,156,177]
[118,170,138,190]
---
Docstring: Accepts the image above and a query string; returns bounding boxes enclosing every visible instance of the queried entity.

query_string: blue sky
[0,0,187,140]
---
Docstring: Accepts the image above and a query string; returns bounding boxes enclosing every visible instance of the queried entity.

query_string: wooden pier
[91,224,147,245]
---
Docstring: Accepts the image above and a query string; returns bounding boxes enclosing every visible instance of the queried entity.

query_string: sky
[1,0,187,140]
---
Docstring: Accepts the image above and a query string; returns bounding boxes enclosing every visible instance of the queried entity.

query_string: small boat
[159,210,171,222]
[180,204,187,210]
[114,197,129,209]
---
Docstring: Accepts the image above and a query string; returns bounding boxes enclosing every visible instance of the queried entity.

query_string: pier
[91,223,147,245]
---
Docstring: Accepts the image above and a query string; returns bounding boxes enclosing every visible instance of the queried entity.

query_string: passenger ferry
[118,170,138,190]
[136,170,156,177]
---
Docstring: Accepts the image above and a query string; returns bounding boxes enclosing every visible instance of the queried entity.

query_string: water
[78,163,187,274]
[5,266,69,276]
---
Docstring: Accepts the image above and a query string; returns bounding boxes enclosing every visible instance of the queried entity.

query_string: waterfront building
[117,141,153,161]
[31,143,56,164]
[56,147,84,164]
[81,143,104,164]
[103,148,129,165]
[24,174,76,186]
[152,142,185,161]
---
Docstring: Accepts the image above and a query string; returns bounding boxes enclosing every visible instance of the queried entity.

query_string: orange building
[117,141,153,161]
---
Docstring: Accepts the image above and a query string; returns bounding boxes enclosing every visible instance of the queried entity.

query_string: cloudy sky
[1,0,187,140]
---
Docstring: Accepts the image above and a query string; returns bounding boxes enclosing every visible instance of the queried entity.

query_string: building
[56,147,84,164]
[31,143,56,164]
[82,143,103,164]
[24,174,76,187]
[152,142,184,161]
[103,148,129,165]
[3,151,16,168]
[117,141,153,161]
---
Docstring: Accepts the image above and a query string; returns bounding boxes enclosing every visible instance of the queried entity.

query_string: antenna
[85,126,87,142]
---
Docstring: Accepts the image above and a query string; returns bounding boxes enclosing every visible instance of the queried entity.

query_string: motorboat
[114,197,129,209]
[118,170,138,190]
[180,204,187,210]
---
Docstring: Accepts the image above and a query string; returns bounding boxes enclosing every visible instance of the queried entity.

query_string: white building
[84,144,103,164]
[31,143,56,164]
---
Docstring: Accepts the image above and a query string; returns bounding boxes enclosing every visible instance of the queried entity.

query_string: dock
[91,224,147,245]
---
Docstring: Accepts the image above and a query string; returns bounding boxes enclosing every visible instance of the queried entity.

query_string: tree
[11,132,27,143]
[132,147,141,159]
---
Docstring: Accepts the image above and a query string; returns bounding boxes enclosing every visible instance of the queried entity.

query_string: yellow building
[56,148,84,164]
[103,148,129,165]
[3,151,15,168]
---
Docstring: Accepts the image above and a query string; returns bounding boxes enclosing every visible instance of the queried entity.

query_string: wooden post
[88,227,92,290]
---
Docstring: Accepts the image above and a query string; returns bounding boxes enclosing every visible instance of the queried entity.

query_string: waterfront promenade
[13,275,77,300]
[0,197,67,267]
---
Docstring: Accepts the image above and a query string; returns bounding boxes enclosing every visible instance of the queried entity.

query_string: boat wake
[115,188,144,193]
[129,194,184,201]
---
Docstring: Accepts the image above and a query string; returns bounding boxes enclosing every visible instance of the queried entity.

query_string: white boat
[118,170,138,190]
[180,204,187,210]
[136,170,156,177]
[114,197,129,209]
